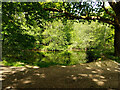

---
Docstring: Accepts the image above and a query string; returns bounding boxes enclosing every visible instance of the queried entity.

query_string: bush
[86,49,101,63]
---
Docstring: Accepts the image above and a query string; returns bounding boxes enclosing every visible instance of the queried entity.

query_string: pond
[3,50,89,67]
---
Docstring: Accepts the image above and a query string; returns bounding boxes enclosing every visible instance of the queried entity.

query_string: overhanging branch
[44,8,115,25]
[108,2,116,9]
[102,2,116,18]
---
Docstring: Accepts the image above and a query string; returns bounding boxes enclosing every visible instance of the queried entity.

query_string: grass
[102,50,120,63]
[2,60,26,67]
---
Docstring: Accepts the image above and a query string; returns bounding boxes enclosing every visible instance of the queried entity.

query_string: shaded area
[86,48,101,63]
[1,60,119,89]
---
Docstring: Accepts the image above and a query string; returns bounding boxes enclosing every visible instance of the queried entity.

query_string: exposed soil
[0,60,120,89]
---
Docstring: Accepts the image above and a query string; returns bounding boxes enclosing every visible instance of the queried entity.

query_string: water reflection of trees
[2,50,87,67]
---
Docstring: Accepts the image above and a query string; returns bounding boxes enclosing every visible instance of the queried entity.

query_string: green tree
[44,2,120,57]
[69,21,114,51]
[2,2,120,57]
[42,20,73,50]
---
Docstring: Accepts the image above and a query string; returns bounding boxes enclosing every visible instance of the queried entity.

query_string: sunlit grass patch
[2,60,25,67]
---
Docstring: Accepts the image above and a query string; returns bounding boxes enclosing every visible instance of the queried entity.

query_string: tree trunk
[114,12,120,57]
[114,25,120,57]
[109,2,120,57]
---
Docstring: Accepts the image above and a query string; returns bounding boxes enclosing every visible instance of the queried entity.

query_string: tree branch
[44,8,115,25]
[108,2,116,10]
[102,2,115,18]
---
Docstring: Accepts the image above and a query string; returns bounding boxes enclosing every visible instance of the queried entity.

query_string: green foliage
[69,21,114,51]
[86,50,102,63]
[2,60,25,67]
[70,22,92,49]
[2,2,118,67]
[103,49,120,63]
[42,20,73,51]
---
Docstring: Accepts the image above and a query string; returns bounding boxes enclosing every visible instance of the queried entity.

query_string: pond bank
[1,60,120,89]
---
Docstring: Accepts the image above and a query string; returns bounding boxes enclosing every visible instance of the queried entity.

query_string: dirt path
[0,60,120,89]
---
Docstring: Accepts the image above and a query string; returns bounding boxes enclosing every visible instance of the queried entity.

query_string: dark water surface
[3,50,88,67]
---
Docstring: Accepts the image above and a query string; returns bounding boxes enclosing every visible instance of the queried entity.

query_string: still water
[3,50,87,67]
